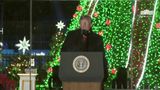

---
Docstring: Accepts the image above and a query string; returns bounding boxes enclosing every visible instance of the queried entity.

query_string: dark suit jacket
[61,29,108,80]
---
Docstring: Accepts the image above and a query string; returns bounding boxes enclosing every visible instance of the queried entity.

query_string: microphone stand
[81,30,90,51]
[85,34,89,51]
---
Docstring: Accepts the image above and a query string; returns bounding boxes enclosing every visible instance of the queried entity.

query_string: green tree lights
[91,0,132,87]
[140,0,160,89]
[44,31,65,87]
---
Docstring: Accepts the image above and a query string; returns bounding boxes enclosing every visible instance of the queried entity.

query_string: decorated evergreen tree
[6,55,30,81]
[44,30,65,88]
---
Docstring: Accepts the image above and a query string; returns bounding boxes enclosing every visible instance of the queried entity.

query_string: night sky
[2,1,79,50]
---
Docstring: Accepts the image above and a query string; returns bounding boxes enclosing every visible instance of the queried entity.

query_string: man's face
[80,18,91,31]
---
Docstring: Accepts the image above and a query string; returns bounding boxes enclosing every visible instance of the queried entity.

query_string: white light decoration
[88,0,94,12]
[56,21,65,31]
[16,36,30,54]
[90,0,99,18]
[140,9,154,15]
[0,42,3,47]
[0,42,3,51]
[31,58,35,67]
[126,0,138,68]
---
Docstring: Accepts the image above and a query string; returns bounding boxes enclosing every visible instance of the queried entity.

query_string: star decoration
[156,23,160,29]
[106,44,112,51]
[76,5,82,11]
[0,42,3,47]
[73,13,77,18]
[16,37,30,54]
[98,31,103,36]
[111,68,117,74]
[0,42,3,50]
[94,12,99,17]
[47,67,53,73]
[56,21,65,31]
[106,19,111,26]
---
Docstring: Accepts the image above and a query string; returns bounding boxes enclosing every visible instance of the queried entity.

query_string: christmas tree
[6,55,30,81]
[44,30,65,88]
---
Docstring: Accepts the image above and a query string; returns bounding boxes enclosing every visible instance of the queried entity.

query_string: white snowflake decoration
[0,42,3,47]
[56,21,65,31]
[16,36,30,54]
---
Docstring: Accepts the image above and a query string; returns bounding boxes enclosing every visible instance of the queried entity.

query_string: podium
[59,52,104,90]
[63,82,101,90]
[18,73,37,90]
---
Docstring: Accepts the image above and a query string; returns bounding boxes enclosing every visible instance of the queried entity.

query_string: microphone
[81,29,90,36]
[81,29,90,51]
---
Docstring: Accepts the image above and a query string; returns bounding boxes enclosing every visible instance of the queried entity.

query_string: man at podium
[61,15,108,90]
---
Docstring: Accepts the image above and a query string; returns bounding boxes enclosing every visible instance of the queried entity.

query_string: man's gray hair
[80,15,92,24]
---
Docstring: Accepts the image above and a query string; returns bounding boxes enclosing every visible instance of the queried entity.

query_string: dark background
[1,0,79,50]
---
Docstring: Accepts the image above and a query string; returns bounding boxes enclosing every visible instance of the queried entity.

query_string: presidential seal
[72,55,90,73]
